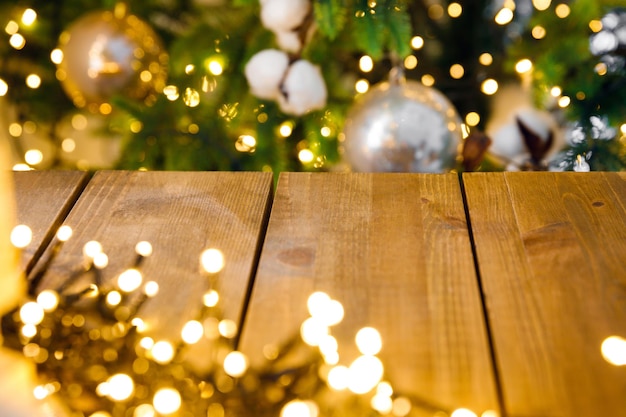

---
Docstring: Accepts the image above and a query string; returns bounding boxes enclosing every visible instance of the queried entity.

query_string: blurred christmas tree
[0,0,624,173]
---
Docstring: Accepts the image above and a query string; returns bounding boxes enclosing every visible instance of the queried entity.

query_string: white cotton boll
[278,60,327,116]
[244,49,290,100]
[260,0,310,32]
[275,30,302,53]
[489,108,556,161]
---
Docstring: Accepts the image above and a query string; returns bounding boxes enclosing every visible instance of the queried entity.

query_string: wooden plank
[239,173,499,416]
[463,172,626,417]
[13,171,89,273]
[30,171,273,340]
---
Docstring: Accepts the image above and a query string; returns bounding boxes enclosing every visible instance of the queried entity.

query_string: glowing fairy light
[36,290,59,312]
[392,397,412,416]
[307,292,331,317]
[181,320,204,344]
[465,112,480,127]
[117,268,143,293]
[448,2,462,18]
[218,319,238,338]
[131,318,147,332]
[83,241,103,259]
[50,48,63,64]
[327,365,349,390]
[135,241,153,257]
[223,351,249,377]
[494,8,513,25]
[56,225,73,242]
[183,87,200,107]
[20,302,45,325]
[376,381,393,396]
[21,8,37,26]
[589,20,602,33]
[153,388,181,415]
[279,121,294,137]
[371,394,393,414]
[532,25,546,39]
[450,63,465,79]
[555,4,570,18]
[481,79,499,95]
[10,224,32,248]
[515,58,533,73]
[24,149,43,165]
[532,0,551,11]
[550,86,562,97]
[26,74,42,89]
[106,374,134,402]
[478,53,493,66]
[300,317,329,347]
[355,79,369,93]
[557,96,570,108]
[0,78,7,96]
[134,404,156,417]
[359,55,374,72]
[163,85,179,101]
[347,355,384,394]
[106,291,122,307]
[93,252,109,269]
[151,340,175,364]
[307,292,344,326]
[140,337,155,350]
[481,411,499,417]
[9,33,26,50]
[144,281,159,297]
[355,327,383,355]
[5,20,18,35]
[200,248,225,274]
[298,149,315,164]
[410,36,424,49]
[21,324,37,338]
[203,289,219,307]
[280,400,319,417]
[421,74,435,86]
[403,55,418,70]
[601,336,626,366]
[451,408,478,417]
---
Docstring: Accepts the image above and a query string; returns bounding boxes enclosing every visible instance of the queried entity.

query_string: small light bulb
[153,388,181,415]
[200,248,225,274]
[223,351,249,377]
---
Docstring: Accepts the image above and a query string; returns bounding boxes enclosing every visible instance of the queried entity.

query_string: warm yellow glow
[347,355,384,394]
[451,408,478,417]
[308,292,330,317]
[298,149,315,164]
[134,404,156,417]
[371,394,393,414]
[355,79,370,94]
[24,149,43,165]
[37,290,59,312]
[550,86,562,97]
[0,78,8,96]
[448,2,462,18]
[320,126,332,137]
[307,293,344,326]
[481,411,499,417]
[106,374,134,402]
[183,88,200,107]
[601,336,626,366]
[558,96,571,108]
[203,289,219,307]
[403,55,418,70]
[13,163,32,171]
[93,252,109,269]
[135,241,153,257]
[50,48,64,64]
[450,64,465,79]
[181,320,204,344]
[494,8,514,25]
[300,317,329,347]
[392,396,412,417]
[355,327,383,355]
[531,25,547,39]
[465,112,481,127]
[153,388,181,415]
[21,324,37,338]
[20,8,37,26]
[83,241,103,259]
[130,120,143,133]
[141,281,158,297]
[376,381,393,396]
[410,36,424,49]
[223,351,249,377]
[218,319,238,338]
[555,3,570,18]
[106,291,122,307]
[428,4,444,20]
[279,121,294,137]
[10,224,33,248]
[140,337,155,350]
[131,318,147,332]
[515,59,533,73]
[10,33,26,49]
[359,55,374,73]
[207,60,223,76]
[118,268,143,293]
[151,340,175,364]
[235,134,257,153]
[61,139,75,153]
[26,74,41,89]
[55,225,73,242]
[280,400,319,417]
[481,79,499,95]
[589,20,602,33]
[595,62,608,76]
[532,0,551,10]
[421,74,435,86]
[5,20,18,35]
[201,248,225,274]
[20,301,45,325]
[185,64,195,74]
[620,124,626,135]
[327,365,349,390]
[163,85,179,101]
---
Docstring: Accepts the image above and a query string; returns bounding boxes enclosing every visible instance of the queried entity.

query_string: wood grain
[13,170,89,273]
[463,172,626,417]
[239,173,499,416]
[30,171,273,340]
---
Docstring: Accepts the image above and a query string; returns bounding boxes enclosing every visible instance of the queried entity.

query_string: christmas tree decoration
[56,5,168,112]
[589,8,626,74]
[341,70,462,173]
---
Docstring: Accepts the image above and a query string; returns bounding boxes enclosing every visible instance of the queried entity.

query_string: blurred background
[1,0,625,174]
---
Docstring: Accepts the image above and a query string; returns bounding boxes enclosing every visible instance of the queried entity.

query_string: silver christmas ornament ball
[342,79,463,173]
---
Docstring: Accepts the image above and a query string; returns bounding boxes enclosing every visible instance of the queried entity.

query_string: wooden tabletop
[10,170,626,417]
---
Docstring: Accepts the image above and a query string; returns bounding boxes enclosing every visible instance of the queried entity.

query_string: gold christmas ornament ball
[56,9,168,112]
[342,78,463,173]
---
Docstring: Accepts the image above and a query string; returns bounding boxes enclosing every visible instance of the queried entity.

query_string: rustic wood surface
[239,172,499,417]
[463,172,626,417]
[29,171,273,341]
[13,170,89,273]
